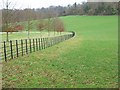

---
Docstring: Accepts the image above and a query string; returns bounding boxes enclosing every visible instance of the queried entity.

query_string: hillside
[2,16,118,88]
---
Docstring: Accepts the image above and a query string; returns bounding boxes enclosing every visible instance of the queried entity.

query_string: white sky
[0,0,87,9]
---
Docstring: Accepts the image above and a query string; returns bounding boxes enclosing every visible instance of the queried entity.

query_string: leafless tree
[37,19,47,37]
[24,8,33,39]
[52,18,65,35]
[1,0,18,41]
[46,9,58,36]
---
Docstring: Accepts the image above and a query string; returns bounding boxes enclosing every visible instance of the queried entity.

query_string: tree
[46,8,58,36]
[2,0,18,41]
[24,8,33,39]
[52,18,65,35]
[37,19,46,37]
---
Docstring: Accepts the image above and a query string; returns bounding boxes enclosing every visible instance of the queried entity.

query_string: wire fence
[0,32,75,62]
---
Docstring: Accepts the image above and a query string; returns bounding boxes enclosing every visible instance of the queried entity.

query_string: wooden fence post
[43,38,45,49]
[41,38,42,50]
[29,39,32,53]
[21,40,23,56]
[33,39,35,52]
[46,38,48,48]
[42,38,44,49]
[44,38,46,48]
[52,38,54,45]
[48,38,50,47]
[39,38,40,50]
[36,38,38,51]
[50,38,52,46]
[54,37,56,44]
[65,35,67,40]
[26,39,28,54]
[10,40,13,59]
[4,41,7,61]
[16,40,19,57]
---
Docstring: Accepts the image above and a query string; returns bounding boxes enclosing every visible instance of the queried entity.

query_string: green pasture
[2,31,70,41]
[2,16,118,88]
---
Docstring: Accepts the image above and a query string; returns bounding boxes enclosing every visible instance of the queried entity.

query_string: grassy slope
[2,16,118,88]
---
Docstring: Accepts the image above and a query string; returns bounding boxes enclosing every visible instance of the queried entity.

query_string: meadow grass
[2,16,118,88]
[2,31,70,41]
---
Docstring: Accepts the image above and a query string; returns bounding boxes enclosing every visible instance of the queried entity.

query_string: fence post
[39,38,41,50]
[43,38,45,49]
[49,37,51,47]
[44,38,46,49]
[41,38,43,50]
[44,38,46,48]
[21,40,23,56]
[52,38,54,45]
[54,37,56,44]
[46,37,48,48]
[4,41,7,61]
[66,35,67,40]
[36,38,38,51]
[26,39,28,54]
[45,38,47,48]
[16,40,19,57]
[48,38,50,47]
[33,39,35,52]
[10,40,13,59]
[42,38,44,49]
[51,37,53,46]
[63,35,65,41]
[29,39,32,53]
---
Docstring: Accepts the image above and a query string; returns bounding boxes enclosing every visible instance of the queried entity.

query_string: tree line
[1,1,119,41]
[1,2,118,23]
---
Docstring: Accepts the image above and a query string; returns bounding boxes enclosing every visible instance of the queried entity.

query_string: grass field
[2,31,70,41]
[2,16,118,88]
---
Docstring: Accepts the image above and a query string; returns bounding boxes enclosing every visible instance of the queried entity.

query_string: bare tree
[52,18,65,35]
[2,0,18,41]
[46,8,58,36]
[37,19,46,37]
[24,8,33,39]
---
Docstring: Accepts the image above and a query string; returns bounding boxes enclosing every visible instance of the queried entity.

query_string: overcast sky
[0,0,87,9]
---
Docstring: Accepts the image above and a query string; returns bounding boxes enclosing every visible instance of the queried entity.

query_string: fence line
[0,32,75,62]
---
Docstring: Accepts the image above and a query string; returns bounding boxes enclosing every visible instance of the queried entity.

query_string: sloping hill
[3,16,118,88]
